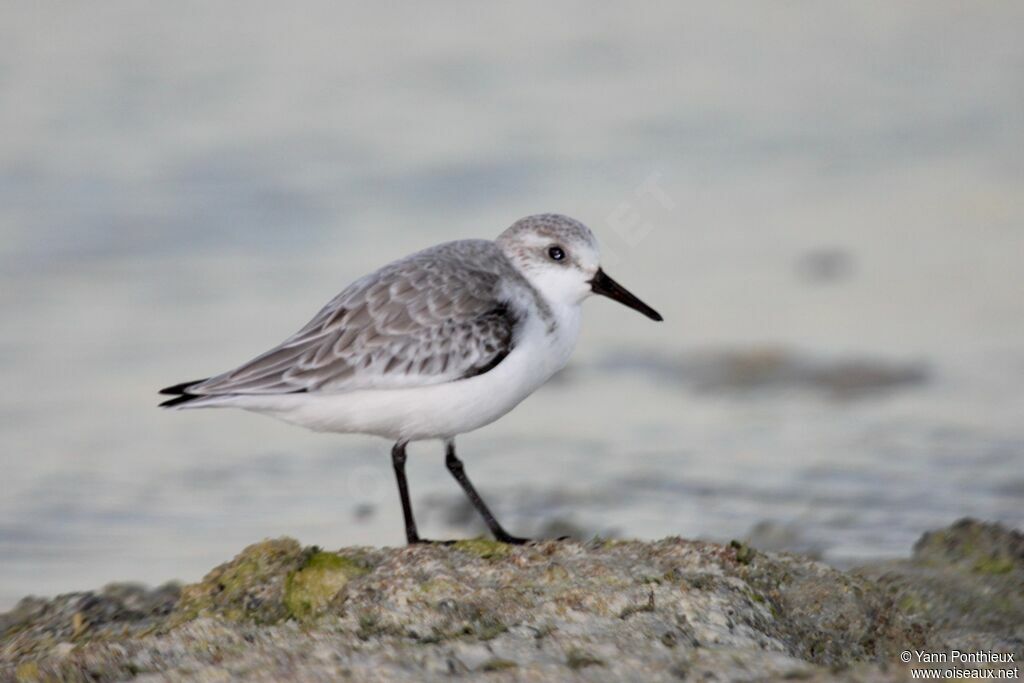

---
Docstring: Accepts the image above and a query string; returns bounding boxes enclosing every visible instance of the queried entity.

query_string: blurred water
[1,2,1023,608]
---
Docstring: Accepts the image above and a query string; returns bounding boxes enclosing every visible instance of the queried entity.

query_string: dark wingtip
[159,393,197,408]
[158,378,209,408]
[160,378,208,396]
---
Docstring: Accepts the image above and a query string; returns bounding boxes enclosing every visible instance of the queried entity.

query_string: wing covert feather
[189,241,520,396]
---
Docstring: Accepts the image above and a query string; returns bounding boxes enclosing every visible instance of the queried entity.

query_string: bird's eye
[548,246,566,261]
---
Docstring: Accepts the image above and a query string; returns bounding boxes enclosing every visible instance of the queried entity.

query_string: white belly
[230,305,581,442]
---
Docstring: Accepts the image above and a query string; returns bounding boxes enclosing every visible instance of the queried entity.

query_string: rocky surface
[1,519,1020,682]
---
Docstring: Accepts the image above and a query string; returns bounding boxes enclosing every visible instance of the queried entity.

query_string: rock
[856,518,1024,661]
[1,519,1020,682]
[171,538,305,625]
[743,520,825,559]
[0,582,180,660]
[912,518,1023,574]
[171,539,379,627]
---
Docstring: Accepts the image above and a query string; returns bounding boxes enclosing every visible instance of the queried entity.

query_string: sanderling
[161,214,662,544]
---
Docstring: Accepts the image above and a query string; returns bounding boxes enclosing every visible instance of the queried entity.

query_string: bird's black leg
[445,439,529,544]
[391,441,423,544]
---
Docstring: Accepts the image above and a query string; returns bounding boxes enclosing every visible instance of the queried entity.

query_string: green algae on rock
[284,551,369,621]
[857,518,1024,660]
[170,540,379,626]
[913,518,1023,575]
[452,538,513,560]
[171,538,306,625]
[1,519,1021,682]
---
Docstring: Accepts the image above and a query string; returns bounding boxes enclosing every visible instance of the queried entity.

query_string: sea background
[1,2,1022,608]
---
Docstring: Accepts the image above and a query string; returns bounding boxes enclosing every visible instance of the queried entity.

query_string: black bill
[590,268,663,321]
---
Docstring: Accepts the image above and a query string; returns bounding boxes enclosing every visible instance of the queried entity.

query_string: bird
[160,214,662,544]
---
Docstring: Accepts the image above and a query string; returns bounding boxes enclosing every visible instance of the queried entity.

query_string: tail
[158,378,210,408]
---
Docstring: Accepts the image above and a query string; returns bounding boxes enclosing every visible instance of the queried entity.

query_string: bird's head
[496,214,662,321]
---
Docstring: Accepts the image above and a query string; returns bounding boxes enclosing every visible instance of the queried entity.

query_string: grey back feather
[187,240,541,396]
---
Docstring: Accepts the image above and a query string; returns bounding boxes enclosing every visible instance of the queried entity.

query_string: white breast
[237,300,583,441]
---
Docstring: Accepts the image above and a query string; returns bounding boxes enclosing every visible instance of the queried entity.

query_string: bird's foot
[407,533,542,546]
[493,532,531,545]
[407,538,458,546]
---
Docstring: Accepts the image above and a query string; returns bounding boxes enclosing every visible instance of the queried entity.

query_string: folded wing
[173,241,519,398]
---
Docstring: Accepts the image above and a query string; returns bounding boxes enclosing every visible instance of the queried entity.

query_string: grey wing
[186,245,518,396]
